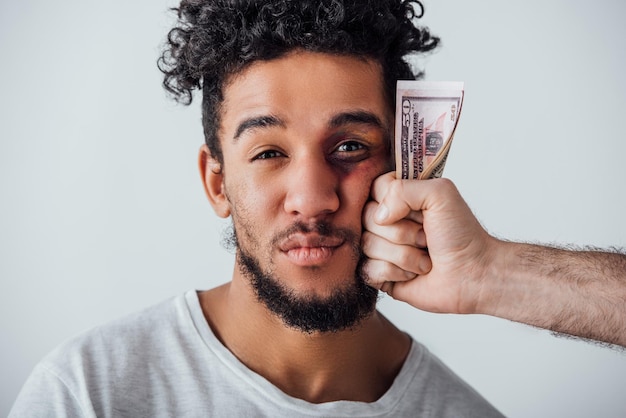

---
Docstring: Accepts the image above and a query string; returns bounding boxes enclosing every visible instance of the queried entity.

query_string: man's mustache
[270,221,360,248]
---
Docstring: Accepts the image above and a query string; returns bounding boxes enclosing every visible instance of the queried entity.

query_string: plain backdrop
[2,0,625,416]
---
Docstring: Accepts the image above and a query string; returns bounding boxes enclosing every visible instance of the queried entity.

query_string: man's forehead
[220,52,387,107]
[218,52,391,139]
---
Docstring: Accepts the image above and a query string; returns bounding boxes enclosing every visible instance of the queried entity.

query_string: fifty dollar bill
[395,81,465,179]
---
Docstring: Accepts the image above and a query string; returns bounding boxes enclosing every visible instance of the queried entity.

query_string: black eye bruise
[337,141,365,152]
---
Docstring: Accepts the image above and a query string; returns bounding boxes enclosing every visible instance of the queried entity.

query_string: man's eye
[254,150,282,160]
[335,141,366,153]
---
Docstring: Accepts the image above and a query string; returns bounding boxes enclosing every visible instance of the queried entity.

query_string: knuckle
[396,249,414,269]
[434,177,456,194]
[389,227,403,243]
[369,259,395,280]
[362,201,378,225]
[382,262,401,278]
[363,260,386,284]
[373,220,415,246]
[388,179,404,198]
[393,226,412,245]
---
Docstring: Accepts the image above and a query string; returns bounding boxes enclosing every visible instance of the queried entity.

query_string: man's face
[209,51,392,331]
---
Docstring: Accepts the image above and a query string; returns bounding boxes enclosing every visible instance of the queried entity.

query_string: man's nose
[283,154,340,220]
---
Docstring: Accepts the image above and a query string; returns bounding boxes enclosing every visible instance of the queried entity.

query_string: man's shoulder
[10,291,226,417]
[41,292,192,374]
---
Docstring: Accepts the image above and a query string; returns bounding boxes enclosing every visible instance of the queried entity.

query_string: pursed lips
[278,233,345,265]
[279,233,345,251]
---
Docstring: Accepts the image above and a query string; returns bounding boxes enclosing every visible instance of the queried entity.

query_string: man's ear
[198,144,231,218]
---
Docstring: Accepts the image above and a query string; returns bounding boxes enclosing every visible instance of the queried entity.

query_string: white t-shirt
[10,291,502,417]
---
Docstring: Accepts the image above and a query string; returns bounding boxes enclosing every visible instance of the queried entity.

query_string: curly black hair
[158,0,439,164]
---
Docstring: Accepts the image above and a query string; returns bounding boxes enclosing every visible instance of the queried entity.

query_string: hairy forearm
[480,240,626,347]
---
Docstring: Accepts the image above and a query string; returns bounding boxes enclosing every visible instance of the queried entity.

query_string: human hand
[362,172,498,314]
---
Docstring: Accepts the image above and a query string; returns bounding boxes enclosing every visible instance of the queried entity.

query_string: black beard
[231,223,379,334]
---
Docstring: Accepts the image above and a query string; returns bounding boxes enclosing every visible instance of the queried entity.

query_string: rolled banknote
[394,81,464,179]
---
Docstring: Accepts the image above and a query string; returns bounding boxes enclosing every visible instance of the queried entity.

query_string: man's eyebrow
[233,115,285,141]
[328,111,386,131]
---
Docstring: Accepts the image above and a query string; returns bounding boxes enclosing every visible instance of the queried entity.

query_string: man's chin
[261,287,379,334]
[237,248,378,334]
[273,264,362,298]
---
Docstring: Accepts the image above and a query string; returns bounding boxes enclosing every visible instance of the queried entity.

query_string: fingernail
[420,257,432,274]
[375,203,389,223]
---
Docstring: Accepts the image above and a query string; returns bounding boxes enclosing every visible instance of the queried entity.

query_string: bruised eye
[336,141,366,153]
[331,140,370,164]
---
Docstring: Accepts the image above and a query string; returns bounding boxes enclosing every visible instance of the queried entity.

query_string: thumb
[372,177,430,225]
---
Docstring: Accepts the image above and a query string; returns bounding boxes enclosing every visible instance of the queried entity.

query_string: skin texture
[198,51,410,403]
[363,173,626,348]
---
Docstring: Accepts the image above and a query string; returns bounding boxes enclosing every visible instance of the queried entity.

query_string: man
[10,0,625,416]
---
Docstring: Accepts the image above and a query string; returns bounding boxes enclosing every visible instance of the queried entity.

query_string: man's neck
[198,277,411,403]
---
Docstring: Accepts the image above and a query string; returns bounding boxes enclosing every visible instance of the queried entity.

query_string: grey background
[2,0,625,416]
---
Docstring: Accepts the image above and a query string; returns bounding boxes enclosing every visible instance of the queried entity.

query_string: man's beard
[227,221,379,334]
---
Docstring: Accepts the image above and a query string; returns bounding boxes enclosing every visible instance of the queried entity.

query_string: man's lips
[278,233,345,266]
[278,233,345,252]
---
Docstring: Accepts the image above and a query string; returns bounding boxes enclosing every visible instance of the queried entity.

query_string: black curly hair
[158,0,439,164]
